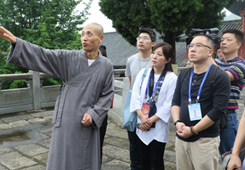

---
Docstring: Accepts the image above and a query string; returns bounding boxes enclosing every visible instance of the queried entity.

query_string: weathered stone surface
[165,141,175,152]
[43,116,53,121]
[21,165,46,170]
[102,154,113,164]
[33,152,48,164]
[103,145,130,163]
[101,160,130,170]
[0,164,8,170]
[14,144,48,156]
[104,136,129,150]
[0,148,13,154]
[1,115,32,123]
[38,139,51,149]
[0,152,37,169]
[0,124,12,131]
[28,118,45,123]
[30,111,53,118]
[0,106,242,170]
[0,120,4,124]
[9,120,29,128]
[105,123,128,139]
[164,150,176,163]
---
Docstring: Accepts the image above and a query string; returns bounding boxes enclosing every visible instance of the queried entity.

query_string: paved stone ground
[0,100,244,170]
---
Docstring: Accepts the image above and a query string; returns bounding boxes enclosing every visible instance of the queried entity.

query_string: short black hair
[138,28,156,42]
[222,29,243,44]
[216,45,221,52]
[194,34,214,49]
[99,45,107,57]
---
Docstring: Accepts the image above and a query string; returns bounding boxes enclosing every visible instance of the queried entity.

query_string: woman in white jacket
[130,42,177,170]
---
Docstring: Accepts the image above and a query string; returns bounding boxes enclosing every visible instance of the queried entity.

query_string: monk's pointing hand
[0,27,17,44]
[81,113,93,126]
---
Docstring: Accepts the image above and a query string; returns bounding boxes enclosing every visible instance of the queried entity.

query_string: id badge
[142,102,150,116]
[188,103,202,121]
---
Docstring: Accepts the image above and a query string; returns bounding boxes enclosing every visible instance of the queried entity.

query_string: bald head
[85,23,104,36]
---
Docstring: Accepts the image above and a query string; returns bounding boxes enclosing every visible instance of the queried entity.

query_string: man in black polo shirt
[171,34,230,170]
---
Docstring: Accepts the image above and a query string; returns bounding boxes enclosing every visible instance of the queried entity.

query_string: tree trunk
[164,31,176,64]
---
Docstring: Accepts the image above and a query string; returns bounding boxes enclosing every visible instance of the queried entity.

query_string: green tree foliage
[100,0,232,63]
[0,0,92,89]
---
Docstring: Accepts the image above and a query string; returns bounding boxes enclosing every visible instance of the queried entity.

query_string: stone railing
[0,68,187,129]
[0,69,125,115]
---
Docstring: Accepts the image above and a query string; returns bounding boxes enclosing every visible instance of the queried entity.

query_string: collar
[222,56,242,63]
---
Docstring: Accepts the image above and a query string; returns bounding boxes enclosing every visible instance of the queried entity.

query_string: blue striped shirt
[215,56,245,110]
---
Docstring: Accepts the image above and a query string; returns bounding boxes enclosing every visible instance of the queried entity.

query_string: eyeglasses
[136,36,150,41]
[187,43,211,49]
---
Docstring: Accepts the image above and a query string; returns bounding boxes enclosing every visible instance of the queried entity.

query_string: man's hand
[177,126,192,138]
[0,27,17,44]
[227,155,242,170]
[81,113,93,126]
[176,122,185,133]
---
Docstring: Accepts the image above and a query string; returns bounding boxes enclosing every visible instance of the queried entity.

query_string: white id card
[188,103,202,121]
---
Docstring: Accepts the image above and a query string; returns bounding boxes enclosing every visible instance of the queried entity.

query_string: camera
[186,28,220,45]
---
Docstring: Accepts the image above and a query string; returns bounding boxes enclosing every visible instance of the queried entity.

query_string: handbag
[123,68,149,132]
[123,91,136,132]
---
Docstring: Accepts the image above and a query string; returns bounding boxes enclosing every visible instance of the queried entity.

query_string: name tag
[142,103,150,116]
[188,103,202,121]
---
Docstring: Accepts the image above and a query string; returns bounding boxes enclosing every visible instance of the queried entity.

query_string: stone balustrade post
[121,77,130,115]
[32,71,41,110]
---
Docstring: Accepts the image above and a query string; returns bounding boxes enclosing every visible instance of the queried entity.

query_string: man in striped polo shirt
[212,29,245,155]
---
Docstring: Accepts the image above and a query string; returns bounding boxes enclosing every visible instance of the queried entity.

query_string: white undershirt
[88,59,96,66]
[154,74,160,87]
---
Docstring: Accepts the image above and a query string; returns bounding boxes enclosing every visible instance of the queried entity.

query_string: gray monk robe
[7,38,114,170]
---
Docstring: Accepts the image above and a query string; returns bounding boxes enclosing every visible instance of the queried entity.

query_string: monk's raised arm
[0,26,17,44]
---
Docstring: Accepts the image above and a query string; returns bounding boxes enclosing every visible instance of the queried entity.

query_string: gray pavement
[0,100,244,170]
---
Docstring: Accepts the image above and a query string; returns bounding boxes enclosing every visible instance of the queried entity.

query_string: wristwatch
[174,120,182,126]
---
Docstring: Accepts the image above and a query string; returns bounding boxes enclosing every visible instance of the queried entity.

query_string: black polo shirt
[172,67,230,142]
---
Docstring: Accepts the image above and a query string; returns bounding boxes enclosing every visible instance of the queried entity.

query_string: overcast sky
[77,0,233,33]
[77,0,116,32]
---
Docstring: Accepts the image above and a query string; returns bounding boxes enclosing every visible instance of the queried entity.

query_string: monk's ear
[99,35,104,43]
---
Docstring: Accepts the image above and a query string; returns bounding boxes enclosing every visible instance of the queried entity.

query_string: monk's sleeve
[7,38,70,81]
[87,63,114,129]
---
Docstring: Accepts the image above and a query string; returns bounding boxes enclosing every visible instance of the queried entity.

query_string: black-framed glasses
[187,43,211,49]
[136,36,150,41]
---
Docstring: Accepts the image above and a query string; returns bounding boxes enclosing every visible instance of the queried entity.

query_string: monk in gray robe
[0,23,114,170]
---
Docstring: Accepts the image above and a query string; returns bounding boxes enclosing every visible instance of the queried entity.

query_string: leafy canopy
[99,0,233,58]
[0,0,92,89]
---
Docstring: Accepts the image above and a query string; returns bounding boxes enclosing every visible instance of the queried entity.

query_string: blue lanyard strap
[145,73,162,100]
[188,64,212,104]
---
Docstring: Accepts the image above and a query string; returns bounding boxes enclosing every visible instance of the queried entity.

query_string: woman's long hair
[152,42,174,72]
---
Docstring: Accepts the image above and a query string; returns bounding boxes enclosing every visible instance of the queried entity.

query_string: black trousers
[100,114,108,163]
[137,136,166,170]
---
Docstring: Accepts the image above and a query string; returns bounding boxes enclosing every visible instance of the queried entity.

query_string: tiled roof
[101,32,187,66]
[217,19,242,37]
[102,19,242,67]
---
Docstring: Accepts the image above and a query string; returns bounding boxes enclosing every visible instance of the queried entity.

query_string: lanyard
[139,55,150,71]
[145,73,162,101]
[188,64,212,104]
